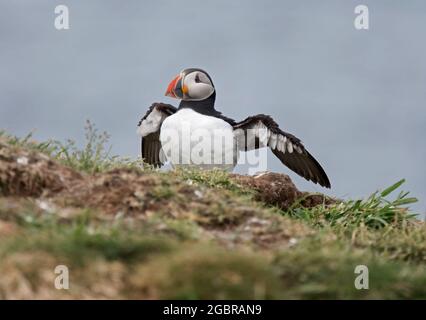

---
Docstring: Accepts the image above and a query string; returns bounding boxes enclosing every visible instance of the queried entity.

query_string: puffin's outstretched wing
[233,114,331,188]
[137,103,177,167]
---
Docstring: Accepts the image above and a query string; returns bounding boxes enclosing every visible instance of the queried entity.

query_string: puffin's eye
[194,73,201,83]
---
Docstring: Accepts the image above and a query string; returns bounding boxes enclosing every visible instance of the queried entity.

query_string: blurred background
[0,0,425,216]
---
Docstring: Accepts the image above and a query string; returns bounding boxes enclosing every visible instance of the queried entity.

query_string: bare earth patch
[0,139,81,197]
[53,167,312,249]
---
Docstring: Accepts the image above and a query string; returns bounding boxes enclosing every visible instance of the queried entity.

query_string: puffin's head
[165,68,215,101]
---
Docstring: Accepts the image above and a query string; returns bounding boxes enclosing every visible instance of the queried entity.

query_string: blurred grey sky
[1,0,425,216]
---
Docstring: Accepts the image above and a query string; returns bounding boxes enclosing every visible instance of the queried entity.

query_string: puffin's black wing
[137,103,177,167]
[233,114,331,188]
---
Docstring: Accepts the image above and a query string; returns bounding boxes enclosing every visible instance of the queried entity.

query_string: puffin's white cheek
[188,83,214,101]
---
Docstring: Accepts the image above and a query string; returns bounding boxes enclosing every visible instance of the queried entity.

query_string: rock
[231,172,334,211]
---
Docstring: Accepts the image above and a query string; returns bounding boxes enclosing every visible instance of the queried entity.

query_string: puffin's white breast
[160,108,236,170]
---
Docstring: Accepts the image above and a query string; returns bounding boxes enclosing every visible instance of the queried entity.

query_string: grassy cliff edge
[0,126,425,299]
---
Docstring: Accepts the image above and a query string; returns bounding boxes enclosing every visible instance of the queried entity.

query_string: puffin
[137,68,331,188]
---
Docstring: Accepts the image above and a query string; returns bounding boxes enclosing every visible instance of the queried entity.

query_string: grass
[286,179,418,229]
[0,124,424,299]
[272,238,426,299]
[174,167,245,192]
[1,121,144,173]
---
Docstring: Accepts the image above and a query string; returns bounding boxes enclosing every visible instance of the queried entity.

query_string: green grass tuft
[1,210,174,265]
[173,167,249,194]
[286,179,417,230]
[1,121,144,173]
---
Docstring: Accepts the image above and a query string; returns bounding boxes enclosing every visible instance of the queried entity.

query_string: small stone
[114,211,125,220]
[248,217,270,226]
[16,156,29,165]
[289,237,298,246]
[36,199,55,213]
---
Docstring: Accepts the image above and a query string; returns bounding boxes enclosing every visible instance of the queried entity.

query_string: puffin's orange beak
[165,74,182,99]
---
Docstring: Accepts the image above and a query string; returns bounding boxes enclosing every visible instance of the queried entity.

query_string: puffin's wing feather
[233,114,331,188]
[137,103,177,167]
